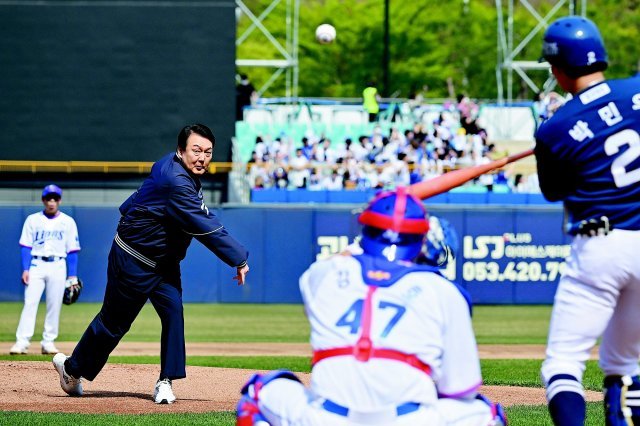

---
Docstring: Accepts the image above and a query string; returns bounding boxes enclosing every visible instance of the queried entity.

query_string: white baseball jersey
[301,253,482,410]
[252,252,495,426]
[19,211,80,257]
[15,210,80,348]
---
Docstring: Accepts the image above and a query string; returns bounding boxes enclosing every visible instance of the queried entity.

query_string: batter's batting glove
[63,277,83,305]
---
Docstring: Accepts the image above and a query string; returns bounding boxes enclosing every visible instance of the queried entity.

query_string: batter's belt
[575,216,611,237]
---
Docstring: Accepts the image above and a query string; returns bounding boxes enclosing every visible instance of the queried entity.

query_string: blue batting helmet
[42,184,62,199]
[541,16,607,73]
[415,216,459,268]
[358,188,429,262]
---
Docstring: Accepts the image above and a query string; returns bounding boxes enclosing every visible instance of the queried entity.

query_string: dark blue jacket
[117,153,248,267]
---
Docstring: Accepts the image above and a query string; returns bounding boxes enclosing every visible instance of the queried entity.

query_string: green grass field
[0,302,604,425]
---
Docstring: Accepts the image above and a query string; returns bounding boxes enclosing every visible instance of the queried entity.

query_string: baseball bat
[407,148,534,200]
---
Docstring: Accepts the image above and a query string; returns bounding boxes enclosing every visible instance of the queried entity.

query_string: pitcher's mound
[0,361,600,414]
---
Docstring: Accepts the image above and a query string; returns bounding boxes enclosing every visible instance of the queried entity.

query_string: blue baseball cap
[42,184,62,199]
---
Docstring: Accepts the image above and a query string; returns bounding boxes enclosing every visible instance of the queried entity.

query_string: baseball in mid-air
[315,23,336,44]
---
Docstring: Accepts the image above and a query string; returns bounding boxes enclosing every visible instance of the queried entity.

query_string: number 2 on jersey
[605,129,640,187]
[336,299,406,338]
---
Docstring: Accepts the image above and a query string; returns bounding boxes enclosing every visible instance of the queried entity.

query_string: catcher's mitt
[63,277,83,305]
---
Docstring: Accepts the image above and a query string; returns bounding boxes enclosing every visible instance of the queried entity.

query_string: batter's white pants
[257,379,495,426]
[542,229,640,386]
[15,258,66,347]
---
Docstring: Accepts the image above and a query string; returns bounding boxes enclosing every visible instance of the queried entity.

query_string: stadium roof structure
[495,0,588,104]
[235,0,300,99]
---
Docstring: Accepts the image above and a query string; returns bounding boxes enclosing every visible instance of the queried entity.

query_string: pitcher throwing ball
[52,123,249,404]
[535,16,640,426]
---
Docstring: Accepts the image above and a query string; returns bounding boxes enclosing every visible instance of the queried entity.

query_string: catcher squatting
[237,189,507,426]
[11,184,82,356]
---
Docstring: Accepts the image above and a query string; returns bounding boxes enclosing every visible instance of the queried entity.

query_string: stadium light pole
[382,0,390,97]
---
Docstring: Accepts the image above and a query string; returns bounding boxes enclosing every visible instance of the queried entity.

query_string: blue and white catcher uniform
[237,189,505,426]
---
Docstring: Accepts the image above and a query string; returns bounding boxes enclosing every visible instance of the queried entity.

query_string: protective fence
[0,204,568,305]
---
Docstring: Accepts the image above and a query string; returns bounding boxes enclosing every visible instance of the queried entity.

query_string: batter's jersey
[300,253,482,412]
[535,77,640,234]
[19,211,80,257]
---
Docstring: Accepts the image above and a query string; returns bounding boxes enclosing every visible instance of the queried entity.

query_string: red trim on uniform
[236,400,261,426]
[354,286,376,361]
[312,285,432,376]
[253,381,263,399]
[358,211,428,233]
[312,347,432,376]
[357,188,428,234]
[392,187,408,232]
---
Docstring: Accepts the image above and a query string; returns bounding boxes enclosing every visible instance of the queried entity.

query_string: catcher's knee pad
[476,393,508,425]
[604,375,640,426]
[236,370,302,426]
[237,394,270,426]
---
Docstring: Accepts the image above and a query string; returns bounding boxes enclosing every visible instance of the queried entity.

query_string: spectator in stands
[288,148,311,189]
[321,170,343,191]
[532,92,549,129]
[247,151,271,189]
[272,167,288,189]
[235,74,257,121]
[362,81,381,122]
[456,93,480,135]
[475,152,495,192]
[349,135,369,161]
[408,83,428,121]
[298,137,312,160]
[253,137,267,161]
[315,138,337,164]
[307,172,323,191]
[240,99,544,194]
[253,175,266,189]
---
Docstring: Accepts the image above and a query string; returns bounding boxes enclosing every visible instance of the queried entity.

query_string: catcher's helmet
[416,215,459,267]
[358,188,429,262]
[541,16,607,74]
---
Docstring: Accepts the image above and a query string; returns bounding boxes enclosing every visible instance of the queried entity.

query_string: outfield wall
[0,204,568,305]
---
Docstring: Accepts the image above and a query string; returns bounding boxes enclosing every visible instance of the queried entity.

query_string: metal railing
[0,160,236,174]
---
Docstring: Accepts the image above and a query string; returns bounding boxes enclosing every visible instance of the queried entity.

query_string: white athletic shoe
[10,342,28,355]
[153,378,176,404]
[52,352,83,396]
[41,342,59,355]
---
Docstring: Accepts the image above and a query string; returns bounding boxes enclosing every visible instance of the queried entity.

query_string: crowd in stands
[244,96,541,194]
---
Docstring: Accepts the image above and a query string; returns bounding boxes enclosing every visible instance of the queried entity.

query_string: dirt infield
[4,341,600,359]
[0,343,602,415]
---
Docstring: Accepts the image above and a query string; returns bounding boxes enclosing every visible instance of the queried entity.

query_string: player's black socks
[549,391,586,426]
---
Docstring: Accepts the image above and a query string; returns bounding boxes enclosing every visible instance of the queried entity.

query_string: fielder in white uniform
[237,188,506,426]
[10,184,81,355]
